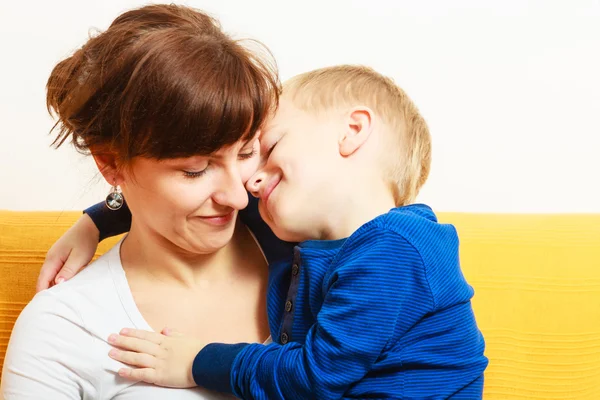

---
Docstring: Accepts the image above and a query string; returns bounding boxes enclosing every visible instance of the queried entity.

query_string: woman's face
[119,138,260,255]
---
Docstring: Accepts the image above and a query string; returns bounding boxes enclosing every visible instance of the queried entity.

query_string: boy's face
[246,97,341,242]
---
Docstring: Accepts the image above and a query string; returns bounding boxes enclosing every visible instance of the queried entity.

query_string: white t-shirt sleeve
[1,291,98,399]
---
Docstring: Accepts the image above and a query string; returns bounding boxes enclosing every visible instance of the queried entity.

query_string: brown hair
[283,65,431,206]
[47,4,279,162]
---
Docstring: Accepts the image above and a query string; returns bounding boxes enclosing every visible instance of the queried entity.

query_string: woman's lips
[198,210,235,226]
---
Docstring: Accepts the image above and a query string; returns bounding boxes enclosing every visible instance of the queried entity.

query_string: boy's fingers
[108,334,161,356]
[36,264,56,292]
[109,349,156,369]
[118,368,158,384]
[161,327,184,337]
[120,328,165,344]
[37,253,65,292]
[55,250,88,284]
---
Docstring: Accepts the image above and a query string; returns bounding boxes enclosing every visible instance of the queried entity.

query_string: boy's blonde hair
[283,65,431,206]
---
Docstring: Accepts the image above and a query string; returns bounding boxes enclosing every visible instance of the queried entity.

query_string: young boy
[67,65,488,398]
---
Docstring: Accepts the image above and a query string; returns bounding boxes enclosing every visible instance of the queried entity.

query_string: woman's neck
[120,218,261,290]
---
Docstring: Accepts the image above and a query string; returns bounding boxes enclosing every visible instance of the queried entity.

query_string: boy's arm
[194,229,434,399]
[36,201,132,291]
[84,200,132,241]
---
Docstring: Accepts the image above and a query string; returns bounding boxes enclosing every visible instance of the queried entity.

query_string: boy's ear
[338,107,374,157]
[90,146,123,185]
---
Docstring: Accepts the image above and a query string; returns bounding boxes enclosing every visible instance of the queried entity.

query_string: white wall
[1,0,599,212]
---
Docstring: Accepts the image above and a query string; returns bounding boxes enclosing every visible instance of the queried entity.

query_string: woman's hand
[36,213,100,292]
[108,327,202,388]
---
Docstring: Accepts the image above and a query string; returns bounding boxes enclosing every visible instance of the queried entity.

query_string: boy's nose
[246,169,265,198]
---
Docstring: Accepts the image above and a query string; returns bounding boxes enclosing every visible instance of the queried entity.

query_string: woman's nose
[213,168,249,210]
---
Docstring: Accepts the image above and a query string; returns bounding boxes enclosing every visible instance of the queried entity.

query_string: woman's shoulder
[12,248,119,346]
[16,288,84,332]
[14,243,123,341]
[3,288,99,395]
[35,243,119,307]
[2,244,131,397]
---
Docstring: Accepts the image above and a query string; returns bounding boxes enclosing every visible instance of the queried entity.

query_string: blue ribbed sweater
[87,198,487,399]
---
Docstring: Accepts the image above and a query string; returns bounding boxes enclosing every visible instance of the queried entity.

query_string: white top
[1,241,235,400]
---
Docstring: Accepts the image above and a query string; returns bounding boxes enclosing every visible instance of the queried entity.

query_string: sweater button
[285,300,293,313]
[281,332,289,344]
[292,263,299,277]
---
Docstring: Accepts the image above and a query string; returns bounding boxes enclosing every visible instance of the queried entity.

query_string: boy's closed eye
[255,141,277,170]
[259,132,283,164]
[264,140,278,159]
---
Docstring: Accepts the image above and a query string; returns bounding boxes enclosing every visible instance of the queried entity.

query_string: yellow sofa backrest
[1,210,600,398]
[0,211,121,377]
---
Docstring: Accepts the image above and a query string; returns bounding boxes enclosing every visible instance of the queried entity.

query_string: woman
[1,4,283,399]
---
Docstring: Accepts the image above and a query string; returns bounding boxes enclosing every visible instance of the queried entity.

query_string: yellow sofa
[1,210,599,398]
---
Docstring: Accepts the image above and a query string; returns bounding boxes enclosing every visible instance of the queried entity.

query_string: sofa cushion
[1,210,599,398]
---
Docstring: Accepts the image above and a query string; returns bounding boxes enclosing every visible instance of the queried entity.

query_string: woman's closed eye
[182,166,209,179]
[238,148,257,160]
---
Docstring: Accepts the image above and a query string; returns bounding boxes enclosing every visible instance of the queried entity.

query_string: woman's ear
[338,106,374,157]
[90,147,123,185]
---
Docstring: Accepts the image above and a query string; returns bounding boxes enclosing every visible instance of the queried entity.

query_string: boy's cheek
[241,159,261,184]
[257,155,268,170]
[257,200,277,232]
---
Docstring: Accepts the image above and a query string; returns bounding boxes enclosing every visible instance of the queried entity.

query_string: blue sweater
[87,197,487,399]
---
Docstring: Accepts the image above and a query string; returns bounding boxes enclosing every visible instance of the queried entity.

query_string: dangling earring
[105,184,124,211]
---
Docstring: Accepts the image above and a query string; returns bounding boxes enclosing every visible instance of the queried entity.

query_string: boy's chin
[272,221,307,243]
[259,203,310,242]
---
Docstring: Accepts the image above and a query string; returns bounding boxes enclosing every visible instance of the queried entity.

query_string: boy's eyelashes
[261,135,280,158]
[259,130,285,163]
[258,141,278,167]
[265,141,278,158]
